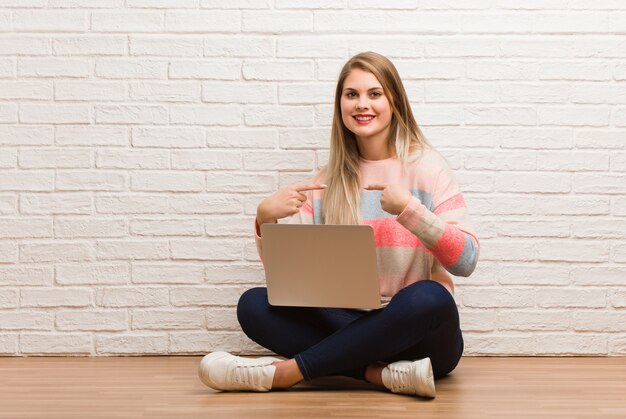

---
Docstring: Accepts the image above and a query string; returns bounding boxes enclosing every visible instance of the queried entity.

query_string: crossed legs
[236,279,464,389]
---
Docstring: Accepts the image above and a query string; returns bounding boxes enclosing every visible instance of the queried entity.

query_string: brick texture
[0,2,624,357]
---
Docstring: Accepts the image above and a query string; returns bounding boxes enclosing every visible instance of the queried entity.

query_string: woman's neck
[356,138,396,161]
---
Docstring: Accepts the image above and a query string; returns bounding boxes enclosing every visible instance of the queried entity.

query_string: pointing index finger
[366,184,386,190]
[294,183,328,192]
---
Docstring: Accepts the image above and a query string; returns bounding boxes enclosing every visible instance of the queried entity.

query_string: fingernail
[321,184,327,188]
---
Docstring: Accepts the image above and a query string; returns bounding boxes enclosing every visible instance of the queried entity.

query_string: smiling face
[340,68,393,155]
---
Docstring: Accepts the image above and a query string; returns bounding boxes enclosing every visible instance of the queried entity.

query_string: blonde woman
[199,51,480,398]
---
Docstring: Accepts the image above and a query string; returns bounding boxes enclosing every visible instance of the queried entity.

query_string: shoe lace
[231,363,264,386]
[388,365,411,392]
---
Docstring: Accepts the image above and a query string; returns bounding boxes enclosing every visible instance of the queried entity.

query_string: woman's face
[340,68,393,146]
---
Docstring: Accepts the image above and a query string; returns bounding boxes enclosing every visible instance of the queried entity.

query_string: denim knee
[236,287,267,334]
[391,280,459,326]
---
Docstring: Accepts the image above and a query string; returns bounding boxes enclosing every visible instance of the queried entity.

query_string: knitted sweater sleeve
[395,163,480,277]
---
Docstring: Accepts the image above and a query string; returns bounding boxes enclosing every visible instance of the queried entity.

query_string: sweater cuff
[396,196,447,248]
[396,196,426,231]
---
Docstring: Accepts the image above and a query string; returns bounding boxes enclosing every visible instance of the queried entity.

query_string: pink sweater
[255,147,480,298]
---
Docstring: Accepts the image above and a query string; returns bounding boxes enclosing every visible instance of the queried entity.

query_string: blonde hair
[319,51,432,225]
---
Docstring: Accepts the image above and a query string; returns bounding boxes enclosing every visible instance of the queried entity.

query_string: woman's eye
[346,92,381,98]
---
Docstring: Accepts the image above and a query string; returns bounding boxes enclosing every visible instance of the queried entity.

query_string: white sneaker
[198,351,282,392]
[381,357,436,398]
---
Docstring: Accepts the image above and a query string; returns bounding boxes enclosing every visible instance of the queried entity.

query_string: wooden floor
[0,356,624,418]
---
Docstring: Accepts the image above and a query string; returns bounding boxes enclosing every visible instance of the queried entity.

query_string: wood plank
[0,356,624,418]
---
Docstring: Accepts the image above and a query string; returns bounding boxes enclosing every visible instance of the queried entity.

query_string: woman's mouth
[353,115,375,125]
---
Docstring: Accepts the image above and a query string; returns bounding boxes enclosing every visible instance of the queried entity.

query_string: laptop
[260,223,382,309]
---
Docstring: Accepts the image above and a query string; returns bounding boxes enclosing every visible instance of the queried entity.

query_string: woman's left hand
[365,184,413,216]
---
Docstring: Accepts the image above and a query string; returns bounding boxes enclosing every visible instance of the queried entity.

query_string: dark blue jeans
[237,279,464,382]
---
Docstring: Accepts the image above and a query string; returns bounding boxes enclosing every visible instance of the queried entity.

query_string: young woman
[199,51,479,398]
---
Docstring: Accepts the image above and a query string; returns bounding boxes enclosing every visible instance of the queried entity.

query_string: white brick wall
[0,1,624,357]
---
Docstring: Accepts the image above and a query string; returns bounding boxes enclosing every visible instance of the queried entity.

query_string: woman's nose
[356,98,369,110]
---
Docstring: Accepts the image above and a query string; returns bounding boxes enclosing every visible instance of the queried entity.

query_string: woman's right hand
[257,183,327,225]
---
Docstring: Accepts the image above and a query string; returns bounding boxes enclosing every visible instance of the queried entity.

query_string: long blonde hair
[320,51,432,225]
